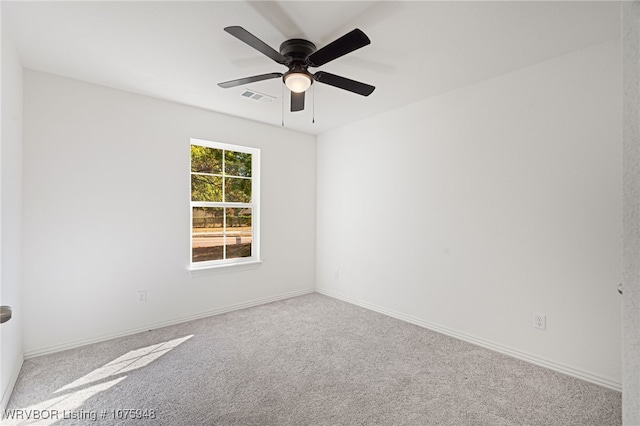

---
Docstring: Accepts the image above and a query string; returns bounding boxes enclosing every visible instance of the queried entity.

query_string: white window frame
[189,138,260,271]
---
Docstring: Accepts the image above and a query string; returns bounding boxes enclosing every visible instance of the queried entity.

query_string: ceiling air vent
[241,89,275,103]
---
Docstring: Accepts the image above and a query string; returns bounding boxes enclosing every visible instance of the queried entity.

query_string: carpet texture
[4,293,621,425]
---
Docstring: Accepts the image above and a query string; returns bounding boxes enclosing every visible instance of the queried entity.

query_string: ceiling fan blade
[291,91,305,112]
[307,29,371,67]
[218,72,283,89]
[224,26,287,65]
[314,71,375,96]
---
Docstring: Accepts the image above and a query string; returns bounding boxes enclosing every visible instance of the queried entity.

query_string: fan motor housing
[279,39,317,62]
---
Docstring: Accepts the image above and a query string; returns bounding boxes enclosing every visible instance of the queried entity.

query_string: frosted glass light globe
[284,73,312,93]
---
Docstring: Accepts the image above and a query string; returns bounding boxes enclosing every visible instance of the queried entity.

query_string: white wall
[623,1,640,422]
[22,71,316,355]
[0,22,24,411]
[317,41,622,388]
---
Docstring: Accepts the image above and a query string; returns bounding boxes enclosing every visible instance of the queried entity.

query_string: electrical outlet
[137,291,147,303]
[533,313,546,330]
[334,269,340,279]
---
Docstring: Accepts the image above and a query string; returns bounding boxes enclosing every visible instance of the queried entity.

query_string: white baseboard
[23,288,315,359]
[316,288,622,392]
[1,356,24,417]
[22,286,622,392]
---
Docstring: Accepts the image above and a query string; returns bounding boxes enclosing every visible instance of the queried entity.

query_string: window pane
[225,177,252,203]
[191,145,222,174]
[191,175,222,202]
[192,207,224,262]
[226,208,252,259]
[224,151,252,177]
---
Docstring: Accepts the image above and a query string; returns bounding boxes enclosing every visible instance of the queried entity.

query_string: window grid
[190,139,259,267]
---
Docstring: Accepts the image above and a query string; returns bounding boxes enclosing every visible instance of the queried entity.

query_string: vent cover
[241,89,276,103]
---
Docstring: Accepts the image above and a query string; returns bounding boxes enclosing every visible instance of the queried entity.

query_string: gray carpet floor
[4,293,621,425]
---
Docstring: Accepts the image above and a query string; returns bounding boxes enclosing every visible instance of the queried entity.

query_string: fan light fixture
[284,72,312,93]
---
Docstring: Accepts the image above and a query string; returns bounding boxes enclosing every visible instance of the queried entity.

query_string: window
[190,138,260,268]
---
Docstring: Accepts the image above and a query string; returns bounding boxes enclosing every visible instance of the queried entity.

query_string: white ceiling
[3,1,621,135]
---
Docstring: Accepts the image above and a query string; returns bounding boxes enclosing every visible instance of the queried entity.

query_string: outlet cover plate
[534,313,546,330]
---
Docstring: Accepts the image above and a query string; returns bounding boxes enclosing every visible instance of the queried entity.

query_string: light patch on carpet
[55,335,193,393]
[2,335,192,425]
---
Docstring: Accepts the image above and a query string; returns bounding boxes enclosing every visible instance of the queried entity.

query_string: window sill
[188,260,263,277]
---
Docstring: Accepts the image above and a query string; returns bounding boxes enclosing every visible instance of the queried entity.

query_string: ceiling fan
[218,26,375,112]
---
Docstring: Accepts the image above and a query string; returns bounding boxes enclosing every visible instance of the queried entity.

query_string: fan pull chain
[281,84,285,127]
[312,83,315,124]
